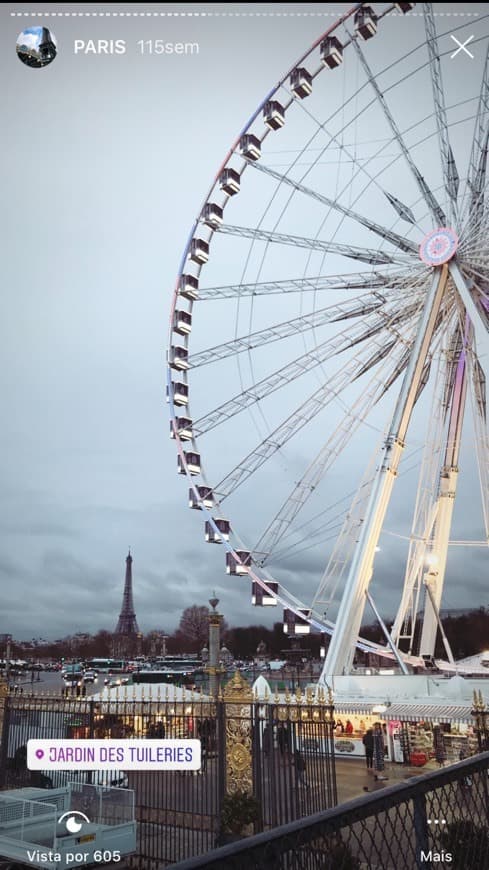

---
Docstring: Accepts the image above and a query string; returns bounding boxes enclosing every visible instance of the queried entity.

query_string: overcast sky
[1,2,488,643]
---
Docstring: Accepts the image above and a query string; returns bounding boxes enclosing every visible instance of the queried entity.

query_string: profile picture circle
[16,27,57,68]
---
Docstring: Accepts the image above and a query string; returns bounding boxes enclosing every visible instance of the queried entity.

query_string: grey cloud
[1,3,488,644]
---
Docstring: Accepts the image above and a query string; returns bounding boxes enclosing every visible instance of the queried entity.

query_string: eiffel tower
[113,550,140,656]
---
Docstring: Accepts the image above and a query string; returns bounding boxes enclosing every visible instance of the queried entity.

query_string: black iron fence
[171,751,489,870]
[253,700,337,830]
[0,687,337,868]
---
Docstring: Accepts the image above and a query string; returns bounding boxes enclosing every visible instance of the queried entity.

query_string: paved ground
[335,756,427,804]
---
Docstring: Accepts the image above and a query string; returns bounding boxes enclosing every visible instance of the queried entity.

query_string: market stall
[379,702,475,767]
[333,704,390,760]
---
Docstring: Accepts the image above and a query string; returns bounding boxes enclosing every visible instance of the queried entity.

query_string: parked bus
[83,658,126,674]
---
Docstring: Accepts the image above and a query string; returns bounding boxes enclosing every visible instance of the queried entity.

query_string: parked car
[63,675,83,688]
[63,665,84,687]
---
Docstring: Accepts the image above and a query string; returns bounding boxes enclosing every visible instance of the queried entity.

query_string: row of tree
[360,606,489,661]
[5,604,489,663]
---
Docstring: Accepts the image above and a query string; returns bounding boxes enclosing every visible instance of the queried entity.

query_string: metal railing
[171,752,489,870]
[0,687,337,868]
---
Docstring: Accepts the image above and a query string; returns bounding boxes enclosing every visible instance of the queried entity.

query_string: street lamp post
[207,594,224,698]
[161,634,168,660]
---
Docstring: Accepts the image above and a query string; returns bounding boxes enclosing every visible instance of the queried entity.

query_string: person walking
[294,750,310,788]
[197,718,210,774]
[458,743,472,792]
[277,722,290,758]
[363,728,374,769]
[373,723,386,776]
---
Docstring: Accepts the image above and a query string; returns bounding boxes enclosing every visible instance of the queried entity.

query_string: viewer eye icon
[57,811,90,833]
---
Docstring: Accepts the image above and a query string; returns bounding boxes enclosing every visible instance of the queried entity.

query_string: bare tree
[177,605,210,650]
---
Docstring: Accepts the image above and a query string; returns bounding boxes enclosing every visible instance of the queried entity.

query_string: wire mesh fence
[171,751,489,870]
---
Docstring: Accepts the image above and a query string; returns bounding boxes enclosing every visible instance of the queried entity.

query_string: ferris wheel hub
[418,227,459,266]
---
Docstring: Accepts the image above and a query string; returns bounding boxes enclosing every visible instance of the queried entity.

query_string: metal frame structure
[167,3,489,679]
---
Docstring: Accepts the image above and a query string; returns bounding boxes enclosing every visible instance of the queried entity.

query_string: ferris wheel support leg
[319,267,449,682]
[419,329,470,657]
[391,500,439,649]
[365,590,409,674]
[418,473,459,658]
[423,582,456,666]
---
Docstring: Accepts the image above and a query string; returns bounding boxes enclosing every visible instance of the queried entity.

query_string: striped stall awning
[334,702,377,715]
[380,703,474,723]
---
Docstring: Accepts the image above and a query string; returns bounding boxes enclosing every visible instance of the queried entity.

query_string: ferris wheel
[167,2,489,680]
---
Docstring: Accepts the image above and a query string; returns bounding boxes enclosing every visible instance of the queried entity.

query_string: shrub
[220,790,261,836]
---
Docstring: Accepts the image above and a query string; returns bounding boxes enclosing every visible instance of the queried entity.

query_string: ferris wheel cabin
[395,2,416,12]
[178,451,201,476]
[173,309,192,336]
[189,238,209,265]
[219,168,241,196]
[252,581,278,606]
[226,550,252,575]
[188,486,215,510]
[320,36,343,69]
[170,417,193,441]
[290,68,313,100]
[168,381,189,406]
[205,518,231,543]
[169,346,189,371]
[179,274,199,301]
[263,101,285,130]
[283,609,311,635]
[202,203,224,229]
[239,134,261,161]
[354,6,378,40]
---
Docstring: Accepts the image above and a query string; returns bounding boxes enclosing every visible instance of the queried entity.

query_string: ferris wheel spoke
[276,489,357,556]
[253,345,411,564]
[274,524,344,566]
[350,36,447,226]
[459,203,489,256]
[472,355,487,423]
[193,301,422,437]
[461,254,489,280]
[424,4,460,223]
[469,354,489,538]
[215,223,410,266]
[460,263,489,294]
[197,269,420,301]
[468,280,489,318]
[312,452,381,617]
[212,330,418,500]
[449,260,489,365]
[188,291,387,369]
[465,42,489,222]
[275,518,345,563]
[248,160,418,254]
[458,237,489,275]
